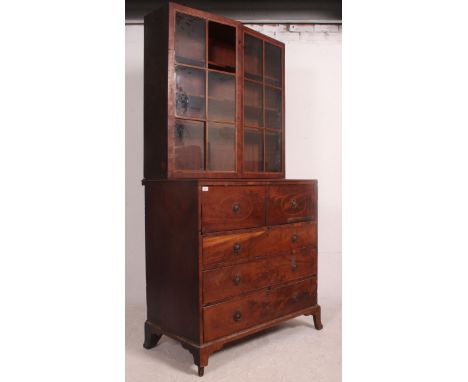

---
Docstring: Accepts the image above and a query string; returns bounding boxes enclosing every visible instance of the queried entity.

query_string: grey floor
[125,252,341,381]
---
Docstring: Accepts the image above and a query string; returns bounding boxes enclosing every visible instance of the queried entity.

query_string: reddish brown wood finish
[313,306,324,330]
[143,179,321,375]
[144,2,285,179]
[144,303,322,376]
[203,247,316,304]
[144,180,200,342]
[203,277,317,342]
[267,183,317,225]
[143,1,321,374]
[202,221,317,269]
[201,185,266,233]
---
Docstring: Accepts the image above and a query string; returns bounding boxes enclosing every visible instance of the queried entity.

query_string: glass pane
[244,129,263,172]
[244,81,263,127]
[208,122,235,171]
[175,66,205,119]
[175,13,205,67]
[265,42,282,87]
[174,119,204,171]
[265,131,282,172]
[208,22,236,72]
[265,86,282,129]
[208,72,235,122]
[244,34,262,81]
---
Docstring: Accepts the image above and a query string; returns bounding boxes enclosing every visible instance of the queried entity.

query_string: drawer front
[202,221,317,269]
[201,186,266,233]
[203,247,316,305]
[267,183,316,225]
[203,278,317,342]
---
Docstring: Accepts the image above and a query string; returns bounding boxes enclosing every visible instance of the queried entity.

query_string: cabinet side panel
[144,6,169,178]
[144,181,200,343]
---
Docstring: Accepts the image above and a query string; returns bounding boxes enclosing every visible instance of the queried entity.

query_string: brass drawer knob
[233,310,242,322]
[290,199,298,209]
[233,275,241,285]
[291,233,299,243]
[233,242,241,253]
[232,202,241,213]
[292,293,299,303]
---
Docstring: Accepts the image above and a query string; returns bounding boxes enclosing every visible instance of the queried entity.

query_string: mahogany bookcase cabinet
[144,1,285,179]
[142,2,322,377]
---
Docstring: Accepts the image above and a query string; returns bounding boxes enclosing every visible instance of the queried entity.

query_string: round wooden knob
[233,275,241,285]
[232,203,241,213]
[233,310,242,321]
[233,242,241,253]
[291,233,299,243]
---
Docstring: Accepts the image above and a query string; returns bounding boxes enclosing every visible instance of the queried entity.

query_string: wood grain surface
[202,221,317,269]
[267,183,317,225]
[203,277,317,341]
[203,247,317,304]
[201,185,266,232]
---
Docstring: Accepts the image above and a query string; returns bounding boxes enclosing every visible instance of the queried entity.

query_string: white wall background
[126,24,341,306]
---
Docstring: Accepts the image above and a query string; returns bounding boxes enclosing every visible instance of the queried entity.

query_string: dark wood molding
[127,0,342,24]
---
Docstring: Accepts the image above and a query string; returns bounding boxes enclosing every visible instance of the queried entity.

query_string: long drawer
[203,247,316,305]
[203,277,317,342]
[202,221,317,269]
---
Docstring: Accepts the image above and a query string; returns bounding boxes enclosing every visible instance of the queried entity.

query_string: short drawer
[203,247,316,305]
[201,186,266,233]
[267,183,316,225]
[203,277,317,342]
[202,221,317,269]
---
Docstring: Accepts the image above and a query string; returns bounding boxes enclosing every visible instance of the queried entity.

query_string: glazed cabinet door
[169,3,241,178]
[144,4,285,179]
[242,27,285,178]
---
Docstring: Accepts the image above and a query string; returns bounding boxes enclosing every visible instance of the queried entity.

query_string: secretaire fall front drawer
[201,186,266,233]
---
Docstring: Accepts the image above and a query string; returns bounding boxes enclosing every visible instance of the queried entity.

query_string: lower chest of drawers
[143,179,322,375]
[202,220,318,342]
